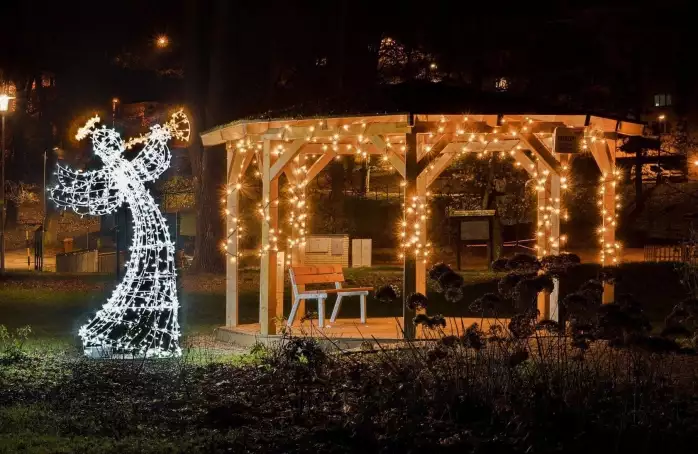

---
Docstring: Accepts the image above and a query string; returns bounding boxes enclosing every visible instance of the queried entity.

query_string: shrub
[0,325,32,364]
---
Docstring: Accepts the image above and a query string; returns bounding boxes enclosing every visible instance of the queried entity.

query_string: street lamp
[156,34,169,49]
[0,93,15,273]
[112,97,119,127]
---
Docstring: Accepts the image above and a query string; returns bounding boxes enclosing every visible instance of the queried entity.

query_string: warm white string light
[400,191,432,264]
[598,168,622,265]
[49,111,190,358]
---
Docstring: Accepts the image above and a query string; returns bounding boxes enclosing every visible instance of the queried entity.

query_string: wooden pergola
[201,87,644,344]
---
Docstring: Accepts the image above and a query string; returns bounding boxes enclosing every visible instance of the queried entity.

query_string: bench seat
[288,265,373,328]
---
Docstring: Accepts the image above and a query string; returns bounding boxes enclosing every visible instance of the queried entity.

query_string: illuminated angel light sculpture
[50,111,190,358]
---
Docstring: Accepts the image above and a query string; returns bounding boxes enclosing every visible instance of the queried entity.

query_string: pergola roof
[201,83,644,146]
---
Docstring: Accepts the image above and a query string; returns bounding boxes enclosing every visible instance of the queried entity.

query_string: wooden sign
[553,127,583,154]
[460,220,490,241]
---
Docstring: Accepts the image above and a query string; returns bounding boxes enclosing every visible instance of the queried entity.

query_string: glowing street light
[0,93,14,272]
[156,34,169,49]
[112,97,119,126]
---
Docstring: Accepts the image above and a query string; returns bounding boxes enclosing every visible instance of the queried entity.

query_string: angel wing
[49,165,124,216]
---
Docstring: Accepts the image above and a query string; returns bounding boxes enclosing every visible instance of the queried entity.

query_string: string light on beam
[49,111,190,358]
[597,168,622,265]
[400,193,432,264]
[286,167,309,266]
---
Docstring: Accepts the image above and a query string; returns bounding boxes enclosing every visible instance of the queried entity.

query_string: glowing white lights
[50,111,190,358]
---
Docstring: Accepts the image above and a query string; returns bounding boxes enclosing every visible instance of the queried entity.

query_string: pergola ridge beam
[270,139,305,179]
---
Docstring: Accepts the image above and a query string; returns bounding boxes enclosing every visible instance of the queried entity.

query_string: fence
[644,245,698,265]
[97,251,126,273]
[56,250,99,273]
[55,250,126,273]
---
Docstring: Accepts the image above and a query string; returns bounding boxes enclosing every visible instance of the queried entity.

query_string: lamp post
[0,93,14,273]
[112,97,119,127]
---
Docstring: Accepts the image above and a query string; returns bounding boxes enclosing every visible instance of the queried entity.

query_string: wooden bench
[288,265,372,328]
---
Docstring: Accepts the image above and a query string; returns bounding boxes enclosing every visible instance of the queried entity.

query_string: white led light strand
[50,111,190,358]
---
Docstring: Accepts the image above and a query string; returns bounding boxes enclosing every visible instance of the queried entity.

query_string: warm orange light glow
[156,35,169,48]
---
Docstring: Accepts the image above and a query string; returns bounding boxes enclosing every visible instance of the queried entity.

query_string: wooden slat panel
[291,264,343,275]
[294,273,344,285]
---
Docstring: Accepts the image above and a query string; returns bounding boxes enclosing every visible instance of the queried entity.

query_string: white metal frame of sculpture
[50,111,190,358]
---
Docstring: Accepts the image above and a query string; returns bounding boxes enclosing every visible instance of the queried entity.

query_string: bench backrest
[289,265,345,288]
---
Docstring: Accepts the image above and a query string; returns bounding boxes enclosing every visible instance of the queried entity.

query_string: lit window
[315,57,327,67]
[654,93,672,107]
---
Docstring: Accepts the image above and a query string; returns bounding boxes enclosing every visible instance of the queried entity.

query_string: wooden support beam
[226,146,240,327]
[226,145,256,184]
[403,131,419,340]
[421,146,457,188]
[387,151,406,178]
[590,139,613,174]
[259,140,280,335]
[536,161,561,321]
[418,134,451,162]
[304,153,334,183]
[512,148,537,175]
[261,121,411,141]
[520,133,560,174]
[368,134,406,177]
[270,139,305,179]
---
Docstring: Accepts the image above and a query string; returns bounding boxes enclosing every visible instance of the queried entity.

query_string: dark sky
[0,0,695,119]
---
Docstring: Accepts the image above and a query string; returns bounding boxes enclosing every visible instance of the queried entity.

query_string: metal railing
[644,245,698,265]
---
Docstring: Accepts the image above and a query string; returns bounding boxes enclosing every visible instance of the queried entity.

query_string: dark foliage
[406,292,429,311]
[443,286,464,303]
[599,266,618,284]
[505,253,541,273]
[414,313,447,330]
[427,262,452,282]
[540,253,581,277]
[491,257,509,272]
[469,292,502,313]
[375,284,399,303]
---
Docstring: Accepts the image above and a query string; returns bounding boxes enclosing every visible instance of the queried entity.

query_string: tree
[182,0,227,273]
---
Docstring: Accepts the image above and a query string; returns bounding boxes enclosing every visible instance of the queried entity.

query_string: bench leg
[330,295,343,323]
[287,297,301,327]
[318,298,326,328]
[360,294,367,324]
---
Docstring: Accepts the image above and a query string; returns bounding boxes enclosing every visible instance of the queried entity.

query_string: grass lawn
[0,262,689,343]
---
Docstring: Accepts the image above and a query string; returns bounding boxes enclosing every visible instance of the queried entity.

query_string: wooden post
[403,130,419,340]
[536,164,561,320]
[602,163,617,304]
[226,177,240,327]
[260,140,280,335]
[592,139,619,304]
[285,166,305,318]
[416,174,427,295]
[276,251,285,323]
